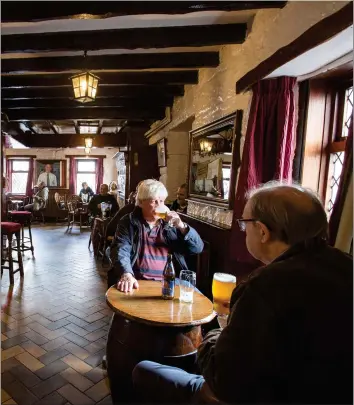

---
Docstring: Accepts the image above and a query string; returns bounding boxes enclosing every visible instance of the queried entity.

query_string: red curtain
[69,157,77,195]
[25,158,34,196]
[230,76,297,264]
[329,116,353,246]
[95,157,104,194]
[6,159,12,193]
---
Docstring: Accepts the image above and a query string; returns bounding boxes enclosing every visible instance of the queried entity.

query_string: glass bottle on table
[162,254,175,300]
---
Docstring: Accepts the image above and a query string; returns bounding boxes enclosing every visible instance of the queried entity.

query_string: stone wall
[148,1,349,198]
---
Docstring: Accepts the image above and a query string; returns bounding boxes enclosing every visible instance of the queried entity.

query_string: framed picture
[35,159,67,188]
[157,138,166,167]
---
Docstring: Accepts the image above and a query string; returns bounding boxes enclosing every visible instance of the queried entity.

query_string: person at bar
[79,182,94,202]
[23,181,49,212]
[132,181,353,404]
[112,179,203,292]
[170,183,188,214]
[88,183,118,217]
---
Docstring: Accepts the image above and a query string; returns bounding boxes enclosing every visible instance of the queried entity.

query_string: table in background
[106,280,216,403]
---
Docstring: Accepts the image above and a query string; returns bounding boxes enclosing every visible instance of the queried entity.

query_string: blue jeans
[132,360,205,403]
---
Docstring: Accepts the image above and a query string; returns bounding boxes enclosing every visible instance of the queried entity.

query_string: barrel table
[106,280,216,403]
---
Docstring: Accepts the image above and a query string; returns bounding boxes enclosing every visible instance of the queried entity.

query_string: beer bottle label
[162,279,175,297]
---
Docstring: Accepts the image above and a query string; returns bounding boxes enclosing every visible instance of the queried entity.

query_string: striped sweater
[133,221,169,280]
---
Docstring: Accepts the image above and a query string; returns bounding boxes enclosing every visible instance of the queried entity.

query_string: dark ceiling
[1,1,286,148]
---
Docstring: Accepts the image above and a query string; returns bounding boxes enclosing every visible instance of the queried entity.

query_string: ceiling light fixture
[70,51,99,103]
[84,137,93,148]
[84,147,91,155]
[200,139,212,154]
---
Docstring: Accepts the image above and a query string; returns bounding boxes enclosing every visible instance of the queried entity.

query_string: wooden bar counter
[106,280,215,403]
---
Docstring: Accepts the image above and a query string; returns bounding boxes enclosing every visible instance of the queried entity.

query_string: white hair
[136,179,168,206]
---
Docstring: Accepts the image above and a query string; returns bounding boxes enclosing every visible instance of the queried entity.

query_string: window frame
[76,159,97,195]
[300,72,352,217]
[9,158,30,195]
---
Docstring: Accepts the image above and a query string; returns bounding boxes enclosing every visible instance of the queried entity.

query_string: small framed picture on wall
[157,138,166,167]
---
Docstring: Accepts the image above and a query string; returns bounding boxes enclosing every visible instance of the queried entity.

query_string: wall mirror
[188,111,243,209]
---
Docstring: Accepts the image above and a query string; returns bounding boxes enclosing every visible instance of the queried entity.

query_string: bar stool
[8,211,34,255]
[1,222,24,285]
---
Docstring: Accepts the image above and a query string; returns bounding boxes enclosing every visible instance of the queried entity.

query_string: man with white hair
[112,179,203,292]
[132,181,353,404]
[23,181,49,211]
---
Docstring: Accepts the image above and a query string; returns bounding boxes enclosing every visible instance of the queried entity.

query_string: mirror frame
[187,110,243,210]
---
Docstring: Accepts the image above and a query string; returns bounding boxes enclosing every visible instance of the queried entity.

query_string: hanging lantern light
[84,137,93,148]
[84,147,91,155]
[70,51,99,103]
[199,139,212,154]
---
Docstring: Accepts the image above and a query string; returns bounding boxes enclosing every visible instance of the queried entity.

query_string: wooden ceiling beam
[4,107,166,121]
[47,121,58,134]
[1,52,219,73]
[2,85,183,99]
[2,97,173,109]
[1,71,199,87]
[26,133,128,148]
[1,122,31,146]
[1,2,287,22]
[2,24,247,53]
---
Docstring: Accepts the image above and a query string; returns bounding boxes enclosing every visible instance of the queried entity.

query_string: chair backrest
[54,192,66,209]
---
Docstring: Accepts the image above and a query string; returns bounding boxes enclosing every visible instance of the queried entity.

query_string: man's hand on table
[117,272,139,293]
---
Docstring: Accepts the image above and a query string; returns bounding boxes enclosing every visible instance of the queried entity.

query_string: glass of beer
[212,273,237,317]
[155,205,170,221]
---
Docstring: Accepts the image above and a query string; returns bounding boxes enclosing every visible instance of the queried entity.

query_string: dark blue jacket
[114,206,203,278]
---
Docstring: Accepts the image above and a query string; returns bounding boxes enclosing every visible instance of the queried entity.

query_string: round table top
[106,280,216,327]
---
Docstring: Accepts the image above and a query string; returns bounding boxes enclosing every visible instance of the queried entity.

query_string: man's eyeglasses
[236,218,258,232]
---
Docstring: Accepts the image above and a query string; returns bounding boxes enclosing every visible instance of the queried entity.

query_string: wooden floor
[1,224,113,405]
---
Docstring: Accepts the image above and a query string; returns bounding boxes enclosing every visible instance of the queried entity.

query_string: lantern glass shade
[200,139,212,153]
[70,72,99,103]
[84,137,93,148]
[84,147,91,154]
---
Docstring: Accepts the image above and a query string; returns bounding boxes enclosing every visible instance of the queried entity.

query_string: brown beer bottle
[162,254,175,300]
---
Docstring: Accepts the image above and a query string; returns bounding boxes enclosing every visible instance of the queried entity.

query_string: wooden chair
[54,192,68,222]
[66,195,89,232]
[96,212,121,264]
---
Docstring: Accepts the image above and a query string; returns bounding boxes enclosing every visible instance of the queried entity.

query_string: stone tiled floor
[1,224,113,405]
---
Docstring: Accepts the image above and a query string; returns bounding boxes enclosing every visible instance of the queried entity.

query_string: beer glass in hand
[155,205,170,220]
[212,273,236,327]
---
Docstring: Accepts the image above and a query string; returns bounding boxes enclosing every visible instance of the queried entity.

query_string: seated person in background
[170,183,188,213]
[23,181,49,212]
[88,183,118,218]
[111,179,203,292]
[108,181,119,201]
[132,181,353,404]
[79,182,94,202]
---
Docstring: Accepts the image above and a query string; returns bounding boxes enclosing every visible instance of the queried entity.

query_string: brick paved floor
[1,224,113,405]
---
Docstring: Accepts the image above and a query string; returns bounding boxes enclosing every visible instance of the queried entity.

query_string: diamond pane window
[76,159,96,195]
[12,160,29,171]
[327,151,345,214]
[10,159,30,194]
[77,160,96,172]
[342,86,353,138]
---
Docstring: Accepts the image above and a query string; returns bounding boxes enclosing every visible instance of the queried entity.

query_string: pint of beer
[212,273,236,316]
[155,205,169,220]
